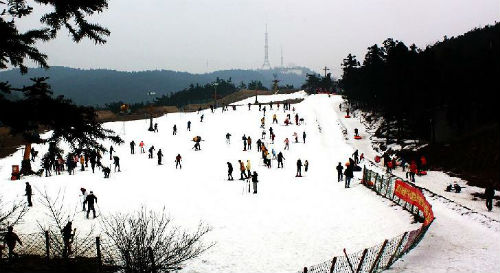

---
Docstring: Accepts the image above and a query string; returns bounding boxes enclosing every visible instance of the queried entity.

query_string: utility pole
[323,66,330,77]
[213,82,219,108]
[147,91,156,131]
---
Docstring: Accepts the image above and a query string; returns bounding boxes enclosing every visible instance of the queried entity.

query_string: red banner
[394,179,434,226]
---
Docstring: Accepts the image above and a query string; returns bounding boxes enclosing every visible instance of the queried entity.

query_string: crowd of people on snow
[3,98,497,262]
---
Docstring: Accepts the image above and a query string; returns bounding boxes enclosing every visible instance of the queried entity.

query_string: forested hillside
[340,23,500,186]
[0,66,312,105]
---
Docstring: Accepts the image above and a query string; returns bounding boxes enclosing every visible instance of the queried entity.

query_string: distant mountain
[0,66,314,106]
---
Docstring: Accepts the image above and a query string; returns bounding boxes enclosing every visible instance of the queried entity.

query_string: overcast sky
[17,0,500,77]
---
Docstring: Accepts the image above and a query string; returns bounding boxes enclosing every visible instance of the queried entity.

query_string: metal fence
[299,167,434,273]
[0,231,119,268]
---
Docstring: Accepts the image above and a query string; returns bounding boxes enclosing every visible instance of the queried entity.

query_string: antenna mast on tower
[262,24,272,69]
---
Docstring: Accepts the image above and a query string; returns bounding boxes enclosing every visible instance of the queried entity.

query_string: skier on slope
[336,162,344,182]
[157,149,163,165]
[227,162,234,181]
[175,154,182,169]
[277,152,285,168]
[296,159,303,177]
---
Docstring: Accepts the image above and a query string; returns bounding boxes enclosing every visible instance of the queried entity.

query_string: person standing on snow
[187,120,191,131]
[226,133,231,144]
[173,124,177,135]
[296,159,303,177]
[248,103,251,111]
[353,150,359,165]
[293,132,298,143]
[303,131,307,143]
[251,171,259,194]
[284,138,290,150]
[139,141,145,153]
[113,156,121,172]
[277,152,285,168]
[242,135,248,151]
[148,146,155,159]
[80,188,88,211]
[154,123,158,132]
[130,140,136,154]
[25,182,33,207]
[304,160,309,172]
[80,155,85,171]
[85,191,98,219]
[239,160,246,180]
[200,114,204,122]
[272,113,278,124]
[157,149,164,165]
[227,162,234,180]
[354,128,359,137]
[295,114,299,125]
[62,221,75,257]
[246,160,252,178]
[485,185,495,211]
[175,154,182,169]
[109,145,115,160]
[344,163,354,188]
[336,162,344,182]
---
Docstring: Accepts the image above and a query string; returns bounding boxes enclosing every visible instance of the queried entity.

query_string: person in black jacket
[296,159,303,177]
[252,171,259,194]
[62,221,75,257]
[157,149,163,165]
[485,185,495,211]
[3,226,22,260]
[227,162,234,181]
[336,162,344,182]
[25,182,32,207]
[130,140,136,154]
[85,191,98,219]
[344,163,354,188]
[277,152,285,168]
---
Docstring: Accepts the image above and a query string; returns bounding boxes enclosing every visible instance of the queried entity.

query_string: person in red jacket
[409,161,417,182]
[420,155,427,171]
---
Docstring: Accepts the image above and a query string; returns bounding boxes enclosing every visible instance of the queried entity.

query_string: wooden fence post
[96,237,102,272]
[44,231,50,261]
[387,232,408,267]
[368,239,388,273]
[356,249,368,273]
[148,247,156,273]
[329,257,337,273]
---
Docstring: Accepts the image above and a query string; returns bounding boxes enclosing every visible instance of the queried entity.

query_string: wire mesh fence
[298,167,434,273]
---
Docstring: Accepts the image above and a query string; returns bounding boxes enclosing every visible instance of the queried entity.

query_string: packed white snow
[1,91,498,272]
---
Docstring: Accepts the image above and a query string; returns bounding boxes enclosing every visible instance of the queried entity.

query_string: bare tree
[36,188,95,258]
[100,207,215,273]
[0,195,28,232]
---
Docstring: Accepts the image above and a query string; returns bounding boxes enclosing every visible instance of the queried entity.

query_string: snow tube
[419,171,427,176]
[354,135,362,140]
[345,115,351,118]
[374,156,381,163]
